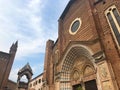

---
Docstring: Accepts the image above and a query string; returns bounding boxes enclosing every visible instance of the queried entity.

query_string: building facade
[28,73,43,90]
[43,0,120,90]
[0,41,18,90]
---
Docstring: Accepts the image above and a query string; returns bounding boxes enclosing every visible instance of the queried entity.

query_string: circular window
[71,20,80,33]
[69,18,81,35]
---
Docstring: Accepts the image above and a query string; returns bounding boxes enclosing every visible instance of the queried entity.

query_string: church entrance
[60,46,99,90]
[85,80,98,90]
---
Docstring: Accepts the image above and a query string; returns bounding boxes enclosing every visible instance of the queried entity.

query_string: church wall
[58,0,102,59]
[93,0,120,88]
[0,52,9,88]
[44,0,120,90]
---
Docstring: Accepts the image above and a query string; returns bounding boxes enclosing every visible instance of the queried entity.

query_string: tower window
[105,5,120,47]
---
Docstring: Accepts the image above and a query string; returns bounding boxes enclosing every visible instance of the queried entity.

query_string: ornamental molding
[92,51,106,63]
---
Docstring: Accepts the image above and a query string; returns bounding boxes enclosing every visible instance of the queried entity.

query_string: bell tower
[0,41,18,90]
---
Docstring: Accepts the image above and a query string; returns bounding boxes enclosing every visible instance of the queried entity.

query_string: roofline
[30,73,43,82]
[8,79,17,84]
[18,63,33,75]
[0,51,10,56]
[59,0,76,20]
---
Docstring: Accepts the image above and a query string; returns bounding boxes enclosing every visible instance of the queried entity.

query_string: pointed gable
[18,63,33,75]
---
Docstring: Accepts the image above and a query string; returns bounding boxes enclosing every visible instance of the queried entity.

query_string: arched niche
[83,65,96,77]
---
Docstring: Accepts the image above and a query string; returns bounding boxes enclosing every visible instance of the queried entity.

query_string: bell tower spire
[9,41,18,54]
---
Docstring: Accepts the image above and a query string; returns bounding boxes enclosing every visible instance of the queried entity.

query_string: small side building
[28,73,43,90]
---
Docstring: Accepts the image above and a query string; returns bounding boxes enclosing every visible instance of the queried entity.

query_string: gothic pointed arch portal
[17,63,33,90]
[60,45,98,90]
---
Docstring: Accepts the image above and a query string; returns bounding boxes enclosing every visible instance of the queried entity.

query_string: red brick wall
[94,0,120,88]
[0,52,10,90]
[58,0,99,56]
[44,0,120,89]
[7,80,17,90]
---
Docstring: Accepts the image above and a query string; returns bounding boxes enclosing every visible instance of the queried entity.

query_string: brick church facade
[43,0,120,90]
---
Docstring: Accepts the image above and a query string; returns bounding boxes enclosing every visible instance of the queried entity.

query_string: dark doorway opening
[85,80,98,90]
[72,80,98,90]
[73,84,83,90]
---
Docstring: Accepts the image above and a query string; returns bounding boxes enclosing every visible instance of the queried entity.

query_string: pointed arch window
[105,5,120,47]
[113,9,120,26]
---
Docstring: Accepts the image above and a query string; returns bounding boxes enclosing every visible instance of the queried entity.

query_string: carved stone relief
[98,61,115,90]
[84,66,95,77]
[73,56,89,70]
[98,62,109,80]
[72,70,80,81]
[71,55,95,83]
[102,81,112,90]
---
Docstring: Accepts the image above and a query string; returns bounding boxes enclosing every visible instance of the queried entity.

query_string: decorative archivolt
[60,44,96,79]
[59,44,96,90]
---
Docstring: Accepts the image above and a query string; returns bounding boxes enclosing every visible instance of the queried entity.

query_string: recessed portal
[85,80,98,90]
[60,46,97,90]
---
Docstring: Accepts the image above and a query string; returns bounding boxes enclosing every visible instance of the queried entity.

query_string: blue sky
[0,0,69,82]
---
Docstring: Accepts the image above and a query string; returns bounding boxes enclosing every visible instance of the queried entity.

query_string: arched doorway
[60,45,98,90]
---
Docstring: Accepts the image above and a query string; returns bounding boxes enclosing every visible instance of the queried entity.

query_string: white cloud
[28,0,43,9]
[0,0,53,58]
[1,0,69,81]
[0,0,69,59]
[9,68,19,82]
[0,0,49,81]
